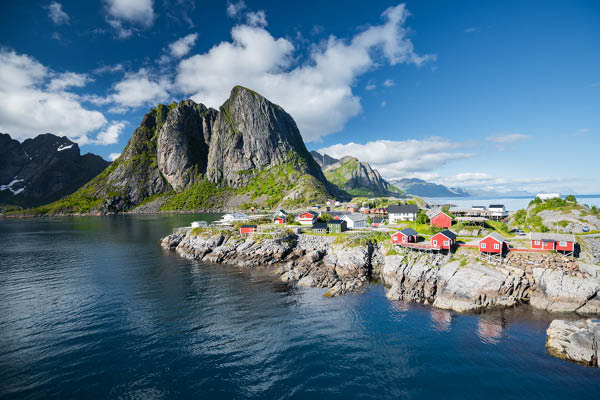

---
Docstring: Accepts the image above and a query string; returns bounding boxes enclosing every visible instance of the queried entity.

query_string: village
[187,194,583,264]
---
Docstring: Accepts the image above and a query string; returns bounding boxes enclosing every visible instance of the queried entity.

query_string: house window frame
[444,240,449,246]
[481,242,486,249]
[535,240,540,245]
[559,241,567,247]
[494,243,500,250]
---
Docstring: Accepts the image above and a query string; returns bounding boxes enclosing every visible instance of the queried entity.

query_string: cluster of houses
[391,228,576,258]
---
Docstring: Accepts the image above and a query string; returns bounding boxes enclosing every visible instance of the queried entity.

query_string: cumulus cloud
[48,72,92,91]
[176,3,434,142]
[486,133,530,144]
[0,49,107,143]
[47,1,69,25]
[93,121,126,145]
[108,152,121,161]
[108,68,171,111]
[365,83,376,91]
[318,138,473,178]
[104,0,154,38]
[168,33,199,58]
[226,1,246,18]
[383,79,395,87]
[246,11,267,27]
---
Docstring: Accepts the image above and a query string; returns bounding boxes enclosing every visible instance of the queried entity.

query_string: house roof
[241,225,257,228]
[372,217,385,223]
[435,229,457,240]
[344,213,368,222]
[387,204,419,214]
[399,228,418,236]
[530,232,575,242]
[430,210,451,219]
[482,232,507,243]
[299,211,318,217]
[327,219,345,225]
[312,223,328,230]
[489,204,505,208]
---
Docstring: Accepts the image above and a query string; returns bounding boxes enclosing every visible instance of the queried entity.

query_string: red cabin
[298,211,318,225]
[431,230,456,250]
[273,216,286,224]
[531,233,575,254]
[430,211,452,229]
[479,233,507,254]
[240,225,257,234]
[392,228,418,244]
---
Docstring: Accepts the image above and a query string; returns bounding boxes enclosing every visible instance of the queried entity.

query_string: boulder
[546,319,600,367]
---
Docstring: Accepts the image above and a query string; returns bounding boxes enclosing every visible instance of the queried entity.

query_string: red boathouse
[430,230,456,250]
[430,211,452,229]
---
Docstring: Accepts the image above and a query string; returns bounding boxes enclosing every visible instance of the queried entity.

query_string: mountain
[0,133,110,208]
[312,152,403,197]
[390,178,470,197]
[32,86,332,215]
[310,150,338,169]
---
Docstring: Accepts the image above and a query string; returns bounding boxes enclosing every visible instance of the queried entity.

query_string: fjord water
[1,216,599,400]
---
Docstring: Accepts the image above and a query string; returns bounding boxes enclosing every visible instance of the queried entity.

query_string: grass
[161,180,230,211]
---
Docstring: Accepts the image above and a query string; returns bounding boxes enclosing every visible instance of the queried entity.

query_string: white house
[222,213,249,222]
[342,213,369,229]
[488,204,508,218]
[387,204,419,223]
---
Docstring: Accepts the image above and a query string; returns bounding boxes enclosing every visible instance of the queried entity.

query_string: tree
[416,211,429,224]
[319,213,333,222]
[565,195,577,203]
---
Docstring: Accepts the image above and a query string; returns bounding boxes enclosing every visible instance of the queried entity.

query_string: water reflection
[430,309,453,332]
[477,315,506,344]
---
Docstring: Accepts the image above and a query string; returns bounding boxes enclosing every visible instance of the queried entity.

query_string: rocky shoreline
[161,228,600,367]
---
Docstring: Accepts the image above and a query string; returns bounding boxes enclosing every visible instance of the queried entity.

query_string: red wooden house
[392,228,418,244]
[430,211,452,229]
[530,233,575,254]
[240,225,257,234]
[479,232,507,254]
[297,211,318,225]
[430,230,456,250]
[273,216,286,224]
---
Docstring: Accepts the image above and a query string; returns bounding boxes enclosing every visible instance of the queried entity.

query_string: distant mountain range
[389,178,470,198]
[310,151,403,197]
[0,133,110,208]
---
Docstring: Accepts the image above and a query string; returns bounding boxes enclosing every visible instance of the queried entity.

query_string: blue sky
[1,1,598,194]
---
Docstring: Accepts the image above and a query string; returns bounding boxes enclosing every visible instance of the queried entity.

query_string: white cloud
[464,27,478,33]
[226,1,246,18]
[383,79,395,87]
[246,11,267,27]
[47,2,69,25]
[105,0,154,38]
[486,133,530,144]
[94,121,126,145]
[108,152,121,161]
[48,72,92,91]
[365,84,376,91]
[318,138,473,178]
[176,3,434,142]
[93,63,124,74]
[108,68,171,110]
[168,33,199,58]
[0,49,106,143]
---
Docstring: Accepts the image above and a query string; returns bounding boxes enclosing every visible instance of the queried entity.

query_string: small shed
[327,219,347,233]
[430,211,452,228]
[342,213,369,229]
[273,216,286,224]
[479,232,507,254]
[392,228,418,244]
[431,230,456,250]
[240,225,257,234]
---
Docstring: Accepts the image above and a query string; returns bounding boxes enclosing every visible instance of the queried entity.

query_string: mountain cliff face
[313,152,402,197]
[34,86,332,215]
[390,178,469,197]
[310,150,338,169]
[0,133,109,208]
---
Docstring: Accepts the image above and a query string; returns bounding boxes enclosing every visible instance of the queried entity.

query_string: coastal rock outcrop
[546,319,600,367]
[530,268,600,314]
[162,230,378,297]
[383,250,531,312]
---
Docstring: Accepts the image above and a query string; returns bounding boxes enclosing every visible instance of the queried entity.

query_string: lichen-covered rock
[546,319,600,367]
[530,268,600,314]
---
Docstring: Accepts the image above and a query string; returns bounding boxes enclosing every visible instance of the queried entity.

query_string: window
[559,241,567,247]
[444,241,449,246]
[481,243,486,249]
[403,237,406,243]
[433,240,437,246]
[535,240,540,245]
[494,243,500,250]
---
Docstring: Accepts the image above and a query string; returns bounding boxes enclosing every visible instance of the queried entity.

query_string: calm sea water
[1,215,599,400]
[423,195,600,212]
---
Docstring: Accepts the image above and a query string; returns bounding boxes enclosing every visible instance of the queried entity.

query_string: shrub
[416,211,429,224]
[565,195,577,203]
[319,213,333,222]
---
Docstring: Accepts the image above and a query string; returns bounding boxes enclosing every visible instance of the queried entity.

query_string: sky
[1,0,599,194]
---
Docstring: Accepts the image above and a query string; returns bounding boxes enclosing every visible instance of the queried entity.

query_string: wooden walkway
[395,242,442,252]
